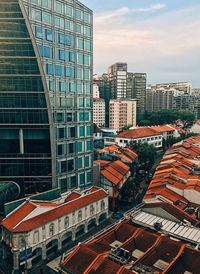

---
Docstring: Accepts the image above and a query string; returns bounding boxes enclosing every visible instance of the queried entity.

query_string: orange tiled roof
[61,220,200,274]
[1,188,108,233]
[117,128,161,139]
[96,160,130,186]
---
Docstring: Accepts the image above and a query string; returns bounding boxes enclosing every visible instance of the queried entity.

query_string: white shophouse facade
[1,187,109,271]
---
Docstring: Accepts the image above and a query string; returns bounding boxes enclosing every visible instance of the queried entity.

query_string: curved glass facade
[0,0,93,194]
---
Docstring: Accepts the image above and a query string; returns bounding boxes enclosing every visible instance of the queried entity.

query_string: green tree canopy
[128,141,156,166]
[138,109,195,131]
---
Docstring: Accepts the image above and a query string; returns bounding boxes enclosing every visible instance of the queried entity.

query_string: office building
[108,63,127,99]
[109,99,137,132]
[0,0,93,194]
[93,98,105,127]
[130,73,147,120]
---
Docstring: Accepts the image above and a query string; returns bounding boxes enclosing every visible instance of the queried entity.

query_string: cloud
[93,4,200,86]
[95,3,166,23]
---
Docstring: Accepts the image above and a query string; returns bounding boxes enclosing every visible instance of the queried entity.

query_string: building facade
[109,99,137,132]
[116,128,163,148]
[0,0,93,194]
[146,87,174,112]
[130,73,147,120]
[93,98,105,127]
[1,187,108,272]
[108,63,127,99]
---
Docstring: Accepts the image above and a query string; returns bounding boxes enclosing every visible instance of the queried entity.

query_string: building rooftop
[117,128,161,139]
[1,187,108,233]
[144,135,200,221]
[98,145,138,163]
[60,218,200,274]
[95,160,130,186]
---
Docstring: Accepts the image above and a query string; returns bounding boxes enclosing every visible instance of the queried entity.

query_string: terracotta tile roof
[93,98,105,101]
[65,192,82,202]
[61,220,200,274]
[98,145,138,163]
[96,160,130,186]
[117,128,161,139]
[1,188,108,233]
[151,125,175,133]
[1,202,37,232]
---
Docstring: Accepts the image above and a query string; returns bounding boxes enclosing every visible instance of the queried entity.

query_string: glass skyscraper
[0,0,93,195]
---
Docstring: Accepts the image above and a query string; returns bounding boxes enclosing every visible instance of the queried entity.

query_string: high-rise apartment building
[109,99,137,132]
[173,94,200,119]
[93,82,99,98]
[156,82,191,94]
[146,87,174,112]
[93,98,105,127]
[93,74,110,126]
[0,0,93,194]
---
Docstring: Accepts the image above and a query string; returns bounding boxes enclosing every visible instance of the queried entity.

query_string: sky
[81,0,200,87]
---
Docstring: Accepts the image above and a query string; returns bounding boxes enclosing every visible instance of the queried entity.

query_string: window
[33,231,39,244]
[64,216,69,228]
[45,29,53,41]
[78,157,83,169]
[58,127,64,139]
[79,173,85,185]
[101,200,105,211]
[43,12,52,24]
[55,65,62,76]
[58,144,64,156]
[77,141,83,153]
[49,223,54,236]
[67,159,74,171]
[46,64,53,75]
[59,49,65,60]
[69,52,75,62]
[68,127,75,138]
[78,210,82,222]
[87,171,91,184]
[90,205,95,216]
[68,143,74,154]
[65,67,73,77]
[35,26,42,39]
[79,126,85,137]
[32,9,41,21]
[85,155,90,167]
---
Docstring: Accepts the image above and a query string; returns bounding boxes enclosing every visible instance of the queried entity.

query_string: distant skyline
[82,0,200,87]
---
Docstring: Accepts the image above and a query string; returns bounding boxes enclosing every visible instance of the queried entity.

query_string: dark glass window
[68,143,74,154]
[68,127,75,138]
[67,159,74,172]
[58,128,64,139]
